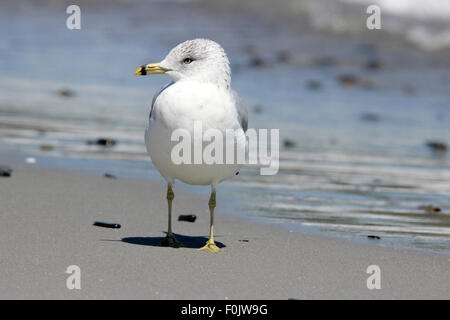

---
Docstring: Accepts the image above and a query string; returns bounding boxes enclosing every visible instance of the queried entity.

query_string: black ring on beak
[138,65,146,75]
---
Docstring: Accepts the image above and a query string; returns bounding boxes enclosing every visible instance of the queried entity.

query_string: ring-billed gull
[135,39,248,252]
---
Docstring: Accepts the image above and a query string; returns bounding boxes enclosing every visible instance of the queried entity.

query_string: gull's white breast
[145,80,245,185]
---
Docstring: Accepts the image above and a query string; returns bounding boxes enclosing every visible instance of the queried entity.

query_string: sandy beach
[0,163,448,299]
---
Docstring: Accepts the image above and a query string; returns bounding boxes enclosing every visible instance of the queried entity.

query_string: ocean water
[0,0,449,254]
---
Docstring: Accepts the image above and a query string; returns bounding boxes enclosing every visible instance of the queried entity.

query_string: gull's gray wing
[232,90,248,132]
[149,82,174,120]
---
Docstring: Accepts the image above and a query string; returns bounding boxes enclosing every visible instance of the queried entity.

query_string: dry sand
[0,165,449,299]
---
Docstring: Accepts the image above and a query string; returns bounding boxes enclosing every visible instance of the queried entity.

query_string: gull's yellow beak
[134,62,170,76]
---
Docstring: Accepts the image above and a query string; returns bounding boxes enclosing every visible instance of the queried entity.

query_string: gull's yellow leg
[199,188,221,253]
[161,184,182,248]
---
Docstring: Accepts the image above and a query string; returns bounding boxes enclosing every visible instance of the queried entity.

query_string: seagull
[135,39,248,252]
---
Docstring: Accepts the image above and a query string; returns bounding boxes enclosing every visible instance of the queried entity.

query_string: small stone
[338,74,359,87]
[178,214,196,222]
[305,80,323,90]
[40,144,54,151]
[87,138,117,147]
[419,205,441,213]
[253,105,263,114]
[0,165,12,177]
[249,56,266,68]
[360,113,381,122]
[283,139,296,148]
[93,221,121,229]
[57,87,76,98]
[365,59,382,70]
[276,50,292,64]
[426,141,447,153]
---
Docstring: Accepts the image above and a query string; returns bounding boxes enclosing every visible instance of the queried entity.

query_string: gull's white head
[135,39,231,89]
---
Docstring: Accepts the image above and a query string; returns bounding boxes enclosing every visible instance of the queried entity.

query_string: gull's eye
[183,57,194,64]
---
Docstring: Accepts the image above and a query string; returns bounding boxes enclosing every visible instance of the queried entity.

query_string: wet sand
[0,164,449,299]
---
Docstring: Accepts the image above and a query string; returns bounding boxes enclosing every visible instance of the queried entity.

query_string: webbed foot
[198,239,221,253]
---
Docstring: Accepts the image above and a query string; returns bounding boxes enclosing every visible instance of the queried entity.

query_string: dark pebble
[57,87,76,98]
[249,56,266,68]
[104,173,117,179]
[426,141,447,153]
[87,138,117,147]
[178,214,197,223]
[365,59,382,70]
[276,50,292,64]
[252,105,263,114]
[40,144,54,151]
[367,235,381,240]
[93,221,121,229]
[338,74,359,87]
[0,165,12,177]
[419,205,441,213]
[360,113,381,122]
[305,80,323,90]
[283,139,296,148]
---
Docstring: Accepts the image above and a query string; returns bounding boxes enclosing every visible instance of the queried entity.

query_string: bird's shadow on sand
[120,233,226,249]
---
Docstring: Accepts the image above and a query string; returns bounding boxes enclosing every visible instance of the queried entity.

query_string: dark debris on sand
[276,50,293,64]
[338,74,376,90]
[283,138,296,149]
[305,80,323,90]
[93,221,121,229]
[338,74,359,87]
[248,56,266,68]
[0,165,12,177]
[57,87,76,98]
[39,144,54,151]
[360,113,381,122]
[419,205,442,213]
[426,140,447,153]
[252,105,263,114]
[365,59,382,71]
[87,138,117,147]
[178,214,197,223]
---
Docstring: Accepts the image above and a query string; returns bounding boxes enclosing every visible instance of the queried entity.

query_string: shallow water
[0,0,449,254]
